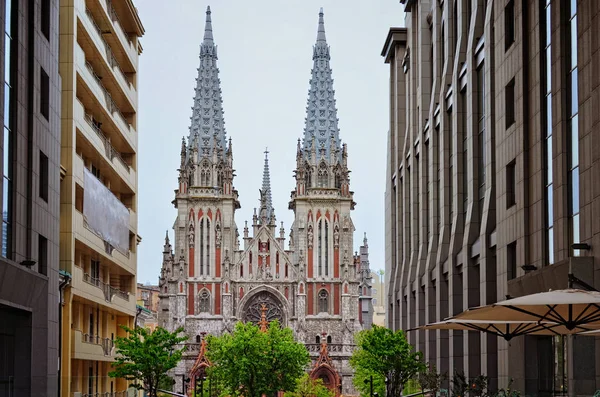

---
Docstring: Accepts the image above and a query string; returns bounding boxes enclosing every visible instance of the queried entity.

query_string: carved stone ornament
[215,222,222,247]
[188,222,195,247]
[242,292,284,325]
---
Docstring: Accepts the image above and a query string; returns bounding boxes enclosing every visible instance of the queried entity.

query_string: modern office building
[58,0,144,395]
[383,0,600,395]
[0,0,62,395]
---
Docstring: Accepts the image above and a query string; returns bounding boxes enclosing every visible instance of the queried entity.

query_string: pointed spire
[187,6,227,162]
[259,148,274,221]
[317,8,326,43]
[163,230,171,254]
[203,6,214,45]
[302,8,342,164]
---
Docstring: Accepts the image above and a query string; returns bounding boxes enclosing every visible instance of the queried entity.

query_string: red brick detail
[198,209,203,220]
[189,247,195,277]
[307,283,314,315]
[207,209,212,220]
[316,209,321,219]
[334,284,340,315]
[240,287,244,299]
[358,301,362,324]
[344,283,348,294]
[308,248,313,278]
[215,284,221,315]
[188,284,195,315]
[215,247,221,278]
[325,210,330,220]
[333,248,339,278]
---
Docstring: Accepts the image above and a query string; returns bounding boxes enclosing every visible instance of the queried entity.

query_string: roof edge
[126,0,145,36]
[381,27,408,63]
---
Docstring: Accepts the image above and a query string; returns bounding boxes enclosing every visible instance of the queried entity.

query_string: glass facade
[477,66,485,222]
[2,0,13,258]
[566,0,579,254]
[542,0,554,264]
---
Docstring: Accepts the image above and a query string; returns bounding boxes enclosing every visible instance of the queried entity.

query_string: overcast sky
[135,1,405,284]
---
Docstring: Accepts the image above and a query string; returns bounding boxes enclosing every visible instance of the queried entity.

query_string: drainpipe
[58,272,72,397]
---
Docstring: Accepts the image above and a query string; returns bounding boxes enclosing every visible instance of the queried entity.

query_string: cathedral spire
[302,8,341,163]
[188,6,227,161]
[203,6,214,45]
[259,148,274,222]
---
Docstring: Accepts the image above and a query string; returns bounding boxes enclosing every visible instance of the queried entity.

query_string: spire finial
[317,8,326,43]
[203,6,213,44]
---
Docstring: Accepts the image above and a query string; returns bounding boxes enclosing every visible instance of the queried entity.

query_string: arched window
[198,289,211,313]
[196,335,201,343]
[240,263,244,277]
[316,335,321,344]
[318,164,328,187]
[318,289,329,313]
[335,172,342,189]
[206,219,211,276]
[200,163,211,186]
[327,335,332,344]
[324,221,329,276]
[305,166,312,188]
[199,219,204,275]
[318,220,322,276]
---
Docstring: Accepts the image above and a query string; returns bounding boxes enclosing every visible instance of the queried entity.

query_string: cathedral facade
[158,7,372,395]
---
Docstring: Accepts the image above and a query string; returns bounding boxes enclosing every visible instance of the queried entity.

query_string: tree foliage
[108,325,188,397]
[284,373,335,397]
[350,325,425,397]
[206,320,310,397]
[417,364,447,396]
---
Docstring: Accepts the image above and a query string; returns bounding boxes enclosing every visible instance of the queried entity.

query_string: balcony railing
[81,332,114,356]
[79,392,128,397]
[83,112,130,172]
[84,8,131,90]
[84,61,130,132]
[82,271,130,303]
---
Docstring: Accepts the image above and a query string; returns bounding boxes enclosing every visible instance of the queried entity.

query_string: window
[318,219,322,276]
[91,259,100,282]
[318,164,328,187]
[75,184,84,212]
[505,78,515,128]
[542,0,554,265]
[461,91,468,222]
[477,66,486,221]
[2,0,15,259]
[198,289,211,313]
[41,0,50,40]
[196,335,201,343]
[324,221,328,276]
[39,150,48,202]
[506,160,516,208]
[507,241,517,280]
[40,67,49,120]
[327,335,332,344]
[318,289,329,313]
[316,335,320,344]
[206,219,210,276]
[566,0,579,255]
[38,234,47,276]
[505,0,515,50]
[91,164,100,179]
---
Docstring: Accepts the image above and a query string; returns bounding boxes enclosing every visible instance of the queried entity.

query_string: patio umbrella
[452,289,600,333]
[413,318,589,341]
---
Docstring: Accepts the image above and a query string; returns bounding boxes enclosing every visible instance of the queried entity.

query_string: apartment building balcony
[71,329,115,363]
[83,0,140,72]
[71,265,135,316]
[77,4,137,110]
[74,99,136,192]
[75,43,136,150]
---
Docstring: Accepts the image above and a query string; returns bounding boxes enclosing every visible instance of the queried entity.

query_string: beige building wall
[383,1,600,395]
[59,0,144,395]
[370,272,386,327]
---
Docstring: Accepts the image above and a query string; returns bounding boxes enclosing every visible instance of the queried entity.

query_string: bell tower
[289,8,358,325]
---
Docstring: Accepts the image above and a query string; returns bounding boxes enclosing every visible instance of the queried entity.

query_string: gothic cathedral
[158,7,373,395]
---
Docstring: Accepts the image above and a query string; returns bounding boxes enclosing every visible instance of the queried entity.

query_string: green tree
[417,364,447,396]
[206,320,310,397]
[350,325,425,397]
[108,325,188,397]
[284,373,334,397]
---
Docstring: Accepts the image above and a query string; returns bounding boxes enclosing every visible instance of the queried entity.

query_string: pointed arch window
[305,166,312,187]
[318,164,329,188]
[205,219,211,276]
[198,289,211,313]
[199,219,204,275]
[335,171,342,189]
[200,163,211,186]
[318,220,323,276]
[196,335,201,343]
[318,289,329,313]
[327,335,332,344]
[324,221,329,276]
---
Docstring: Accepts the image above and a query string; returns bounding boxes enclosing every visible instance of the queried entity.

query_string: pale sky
[135,1,405,284]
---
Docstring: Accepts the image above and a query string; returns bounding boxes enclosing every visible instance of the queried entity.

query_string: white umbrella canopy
[414,318,590,341]
[452,289,600,332]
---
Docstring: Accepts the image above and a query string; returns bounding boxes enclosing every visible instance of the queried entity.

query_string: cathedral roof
[187,6,228,161]
[302,8,342,163]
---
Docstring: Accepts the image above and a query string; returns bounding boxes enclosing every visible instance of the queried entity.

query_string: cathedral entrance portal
[241,290,286,326]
